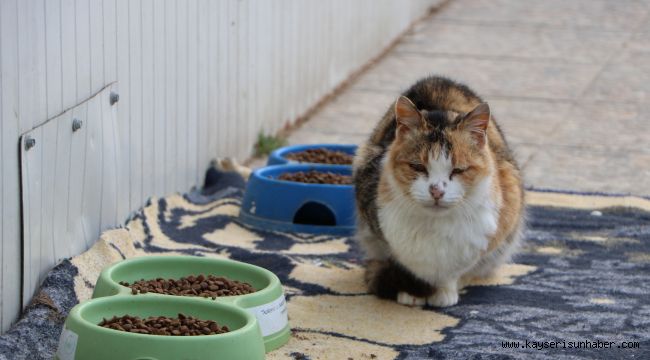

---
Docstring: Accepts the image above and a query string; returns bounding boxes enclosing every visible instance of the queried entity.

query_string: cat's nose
[429,185,445,200]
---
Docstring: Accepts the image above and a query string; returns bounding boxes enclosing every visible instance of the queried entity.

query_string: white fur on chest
[378,182,499,285]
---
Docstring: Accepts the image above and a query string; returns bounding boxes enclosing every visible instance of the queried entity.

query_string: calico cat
[353,76,525,307]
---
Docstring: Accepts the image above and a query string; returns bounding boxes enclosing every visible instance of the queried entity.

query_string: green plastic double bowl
[55,256,290,360]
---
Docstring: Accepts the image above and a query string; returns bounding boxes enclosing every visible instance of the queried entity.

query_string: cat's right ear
[395,96,424,134]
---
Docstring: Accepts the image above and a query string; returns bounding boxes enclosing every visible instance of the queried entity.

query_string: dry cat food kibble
[277,170,352,185]
[119,274,256,299]
[98,313,230,336]
[285,148,354,165]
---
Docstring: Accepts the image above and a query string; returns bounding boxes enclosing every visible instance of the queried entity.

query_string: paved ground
[283,0,650,196]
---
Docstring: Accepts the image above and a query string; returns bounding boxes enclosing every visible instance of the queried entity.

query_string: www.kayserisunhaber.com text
[502,340,640,350]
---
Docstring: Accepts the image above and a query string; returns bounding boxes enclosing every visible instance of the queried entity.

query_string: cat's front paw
[397,291,426,306]
[427,288,459,307]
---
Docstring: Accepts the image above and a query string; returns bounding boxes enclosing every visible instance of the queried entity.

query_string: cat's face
[386,96,492,211]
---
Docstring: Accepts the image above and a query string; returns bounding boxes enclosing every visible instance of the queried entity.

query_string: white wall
[0,0,440,332]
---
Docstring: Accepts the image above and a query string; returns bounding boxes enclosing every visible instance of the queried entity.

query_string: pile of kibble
[119,274,256,299]
[99,313,229,336]
[277,170,352,185]
[285,148,353,165]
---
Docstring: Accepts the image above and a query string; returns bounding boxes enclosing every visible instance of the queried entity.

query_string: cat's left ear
[395,96,424,135]
[460,102,490,147]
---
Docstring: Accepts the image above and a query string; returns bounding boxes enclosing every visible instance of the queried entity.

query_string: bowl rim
[252,164,354,189]
[272,143,357,156]
[71,294,258,340]
[98,256,283,306]
[268,144,358,166]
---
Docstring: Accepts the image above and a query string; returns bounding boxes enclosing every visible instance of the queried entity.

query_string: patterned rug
[1,168,649,360]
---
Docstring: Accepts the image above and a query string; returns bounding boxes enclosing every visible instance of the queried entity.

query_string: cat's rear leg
[461,230,523,287]
[365,259,434,306]
[357,221,433,306]
[356,220,391,261]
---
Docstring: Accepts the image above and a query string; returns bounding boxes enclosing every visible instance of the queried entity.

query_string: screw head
[110,92,120,105]
[24,136,36,151]
[72,118,83,132]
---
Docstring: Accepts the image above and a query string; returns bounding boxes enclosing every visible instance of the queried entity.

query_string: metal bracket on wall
[72,119,83,132]
[110,92,119,106]
[24,136,36,151]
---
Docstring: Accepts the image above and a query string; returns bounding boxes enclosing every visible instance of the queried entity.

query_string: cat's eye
[450,168,467,178]
[409,163,428,174]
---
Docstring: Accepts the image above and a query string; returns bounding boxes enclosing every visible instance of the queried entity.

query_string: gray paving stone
[399,22,624,64]
[626,32,650,53]
[524,147,650,195]
[485,98,573,145]
[288,127,367,146]
[304,114,376,137]
[547,102,650,151]
[437,0,650,32]
[582,49,650,103]
[314,90,396,118]
[642,16,650,33]
[289,91,397,137]
[350,53,601,100]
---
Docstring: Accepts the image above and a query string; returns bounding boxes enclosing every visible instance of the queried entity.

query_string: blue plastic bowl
[239,164,355,235]
[267,144,358,166]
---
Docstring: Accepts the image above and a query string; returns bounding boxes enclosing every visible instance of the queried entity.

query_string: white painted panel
[237,0,249,160]
[51,110,73,260]
[114,0,130,216]
[225,0,236,155]
[1,0,23,332]
[186,0,199,187]
[141,0,156,200]
[99,87,120,230]
[128,0,143,210]
[103,0,118,89]
[38,118,58,295]
[197,0,210,185]
[20,84,122,305]
[152,0,167,196]
[1,0,442,331]
[90,0,105,93]
[81,92,104,250]
[0,5,5,332]
[206,0,219,163]
[45,0,63,119]
[21,126,43,303]
[66,102,89,255]
[60,0,77,110]
[17,0,46,131]
[75,0,92,102]
[175,0,189,190]
[163,0,178,193]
